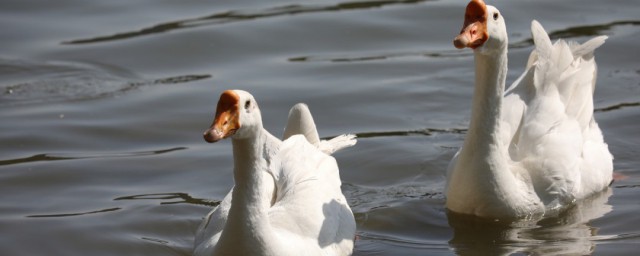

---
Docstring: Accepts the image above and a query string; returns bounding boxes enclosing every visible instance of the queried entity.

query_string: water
[1,0,639,255]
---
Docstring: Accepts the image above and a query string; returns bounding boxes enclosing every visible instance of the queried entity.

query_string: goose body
[446,0,613,219]
[195,90,356,255]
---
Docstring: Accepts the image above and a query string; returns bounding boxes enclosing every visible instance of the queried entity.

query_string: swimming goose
[194,90,356,255]
[446,0,613,219]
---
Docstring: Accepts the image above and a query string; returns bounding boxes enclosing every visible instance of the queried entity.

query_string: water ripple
[63,0,431,45]
[595,102,640,112]
[344,182,445,213]
[115,192,220,207]
[510,20,640,49]
[292,20,640,63]
[289,49,469,63]
[26,207,121,218]
[0,147,186,167]
[0,58,211,106]
[357,231,449,249]
[320,128,466,141]
[592,232,640,242]
[2,73,211,106]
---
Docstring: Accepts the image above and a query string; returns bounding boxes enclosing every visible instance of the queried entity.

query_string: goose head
[203,90,262,143]
[453,0,507,55]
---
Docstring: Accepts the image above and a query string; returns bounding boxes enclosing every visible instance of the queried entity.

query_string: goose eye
[493,13,499,20]
[244,100,251,109]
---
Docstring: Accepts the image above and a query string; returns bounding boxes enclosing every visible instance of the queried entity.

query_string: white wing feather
[269,135,356,255]
[502,20,612,207]
[284,103,356,154]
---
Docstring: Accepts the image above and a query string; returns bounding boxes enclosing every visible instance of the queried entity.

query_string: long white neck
[461,49,508,154]
[447,42,545,218]
[231,129,277,211]
[217,128,280,254]
[451,46,515,207]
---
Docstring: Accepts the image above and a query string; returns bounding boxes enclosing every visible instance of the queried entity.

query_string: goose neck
[463,50,508,152]
[230,129,277,211]
[217,129,279,252]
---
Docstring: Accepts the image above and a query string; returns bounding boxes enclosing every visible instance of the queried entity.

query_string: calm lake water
[1,0,639,255]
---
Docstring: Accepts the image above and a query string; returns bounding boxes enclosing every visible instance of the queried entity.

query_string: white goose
[194,90,356,256]
[446,0,613,219]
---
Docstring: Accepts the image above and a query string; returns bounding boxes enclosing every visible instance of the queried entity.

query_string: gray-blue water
[1,0,639,255]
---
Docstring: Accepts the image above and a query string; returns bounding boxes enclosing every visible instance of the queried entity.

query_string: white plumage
[284,103,357,155]
[195,90,356,255]
[447,0,613,219]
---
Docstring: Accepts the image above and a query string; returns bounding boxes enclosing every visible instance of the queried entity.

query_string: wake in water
[0,58,210,105]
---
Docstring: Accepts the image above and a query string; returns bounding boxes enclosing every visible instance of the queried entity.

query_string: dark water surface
[1,0,639,255]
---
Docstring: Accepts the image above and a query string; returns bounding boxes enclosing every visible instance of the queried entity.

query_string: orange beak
[453,0,488,49]
[203,90,240,143]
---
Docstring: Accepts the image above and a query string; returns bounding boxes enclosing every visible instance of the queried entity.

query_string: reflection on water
[448,189,613,255]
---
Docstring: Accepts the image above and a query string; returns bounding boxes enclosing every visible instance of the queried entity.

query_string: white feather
[284,103,357,154]
[446,9,612,219]
[195,91,356,256]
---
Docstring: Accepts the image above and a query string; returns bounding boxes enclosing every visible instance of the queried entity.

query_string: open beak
[203,90,240,143]
[453,0,488,49]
